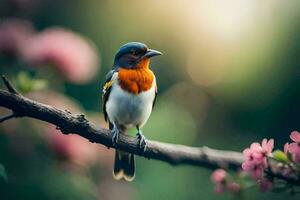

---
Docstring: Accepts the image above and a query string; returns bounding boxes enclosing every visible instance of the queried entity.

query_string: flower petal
[265,139,274,153]
[262,139,267,148]
[288,143,300,153]
[290,131,300,142]
[250,142,262,152]
[243,148,251,159]
[211,169,226,183]
[242,161,254,171]
[284,143,289,155]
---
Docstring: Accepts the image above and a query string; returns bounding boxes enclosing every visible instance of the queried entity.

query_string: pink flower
[0,18,35,56]
[243,143,261,160]
[21,28,99,83]
[211,169,226,183]
[290,131,300,142]
[288,131,300,163]
[211,169,227,194]
[241,139,274,180]
[258,178,273,192]
[261,138,274,154]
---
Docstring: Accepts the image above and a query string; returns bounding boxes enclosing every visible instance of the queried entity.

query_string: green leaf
[15,72,48,93]
[0,164,7,182]
[273,150,289,163]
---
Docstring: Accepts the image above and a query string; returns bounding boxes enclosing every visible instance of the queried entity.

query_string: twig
[1,76,22,120]
[265,170,300,186]
[2,75,19,94]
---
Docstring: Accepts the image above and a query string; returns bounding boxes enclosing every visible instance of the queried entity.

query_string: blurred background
[0,0,299,199]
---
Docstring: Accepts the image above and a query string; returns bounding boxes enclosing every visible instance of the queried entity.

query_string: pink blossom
[288,131,300,163]
[243,143,261,160]
[241,139,274,180]
[288,144,300,163]
[0,18,35,56]
[258,178,273,192]
[242,157,265,179]
[242,159,264,179]
[21,28,99,83]
[211,169,226,183]
[261,138,274,154]
[211,169,227,194]
[290,131,300,142]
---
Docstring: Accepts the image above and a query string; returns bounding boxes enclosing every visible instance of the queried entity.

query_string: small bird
[102,42,162,181]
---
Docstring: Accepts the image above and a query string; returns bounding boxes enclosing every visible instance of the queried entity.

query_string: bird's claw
[137,132,147,152]
[111,126,119,146]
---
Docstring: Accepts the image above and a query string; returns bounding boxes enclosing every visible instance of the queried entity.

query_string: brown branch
[1,78,300,188]
[265,169,300,187]
[2,75,19,94]
[0,88,244,170]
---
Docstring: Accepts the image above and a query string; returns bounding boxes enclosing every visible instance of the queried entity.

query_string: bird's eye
[131,50,138,56]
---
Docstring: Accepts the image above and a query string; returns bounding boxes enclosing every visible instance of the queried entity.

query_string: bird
[102,42,162,181]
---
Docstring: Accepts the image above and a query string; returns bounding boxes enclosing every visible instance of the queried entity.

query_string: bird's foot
[111,125,120,146]
[137,131,147,152]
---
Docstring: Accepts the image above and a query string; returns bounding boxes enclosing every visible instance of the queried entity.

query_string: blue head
[113,42,162,69]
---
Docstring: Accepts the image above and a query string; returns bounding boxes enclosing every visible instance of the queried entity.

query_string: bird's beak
[143,49,162,58]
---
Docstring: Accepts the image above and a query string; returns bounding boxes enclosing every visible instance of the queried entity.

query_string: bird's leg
[136,126,147,152]
[111,122,120,146]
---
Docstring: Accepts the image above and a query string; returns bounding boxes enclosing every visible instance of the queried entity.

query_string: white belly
[106,78,156,128]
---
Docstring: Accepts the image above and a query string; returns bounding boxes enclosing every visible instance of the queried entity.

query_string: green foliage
[15,72,48,94]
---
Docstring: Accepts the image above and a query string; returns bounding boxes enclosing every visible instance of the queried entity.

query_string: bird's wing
[102,70,116,122]
[152,79,157,110]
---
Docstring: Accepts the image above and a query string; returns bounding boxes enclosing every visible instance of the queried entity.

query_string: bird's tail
[113,150,135,181]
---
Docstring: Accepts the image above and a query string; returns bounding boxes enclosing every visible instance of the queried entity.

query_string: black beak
[143,49,162,58]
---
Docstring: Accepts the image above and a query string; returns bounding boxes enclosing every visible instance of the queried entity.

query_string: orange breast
[118,67,154,95]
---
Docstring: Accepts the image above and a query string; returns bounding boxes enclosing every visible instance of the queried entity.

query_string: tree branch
[0,88,244,170]
[1,77,300,188]
[2,75,19,95]
[265,170,300,187]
